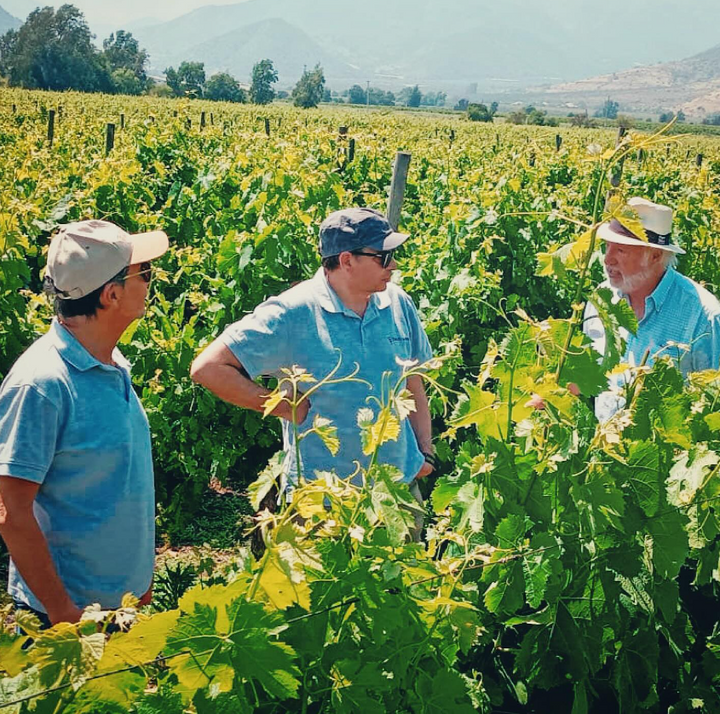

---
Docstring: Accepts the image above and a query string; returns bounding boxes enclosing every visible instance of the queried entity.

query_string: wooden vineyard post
[210,113,214,126]
[264,117,271,136]
[186,118,192,131]
[449,128,455,144]
[201,112,206,129]
[120,113,125,129]
[337,125,349,170]
[12,104,16,114]
[47,110,55,147]
[555,134,562,152]
[609,126,628,189]
[348,138,356,164]
[696,153,704,168]
[105,123,115,155]
[173,110,178,117]
[386,151,412,231]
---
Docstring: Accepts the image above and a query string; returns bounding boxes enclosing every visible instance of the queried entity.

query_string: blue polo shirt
[0,320,155,612]
[585,269,720,420]
[221,269,433,483]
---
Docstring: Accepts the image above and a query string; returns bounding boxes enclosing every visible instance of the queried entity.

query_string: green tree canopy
[1,4,111,91]
[595,98,619,119]
[165,61,205,98]
[250,59,278,105]
[110,67,145,95]
[347,84,366,104]
[401,85,422,108]
[467,102,493,122]
[102,30,147,82]
[205,72,246,102]
[292,64,325,109]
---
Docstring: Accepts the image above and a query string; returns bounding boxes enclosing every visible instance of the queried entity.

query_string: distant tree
[148,82,173,98]
[368,88,395,106]
[595,98,619,119]
[348,84,366,104]
[250,59,278,105]
[467,102,493,122]
[454,98,469,111]
[507,109,527,125]
[616,114,634,130]
[205,72,245,102]
[103,31,147,83]
[110,67,145,95]
[677,110,686,123]
[165,61,205,98]
[292,64,325,108]
[703,113,720,126]
[276,89,289,100]
[322,87,332,102]
[1,5,111,91]
[659,109,686,124]
[569,112,595,128]
[490,101,499,115]
[407,85,422,108]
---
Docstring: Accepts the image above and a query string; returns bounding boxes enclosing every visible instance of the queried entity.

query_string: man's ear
[338,251,353,270]
[99,281,123,310]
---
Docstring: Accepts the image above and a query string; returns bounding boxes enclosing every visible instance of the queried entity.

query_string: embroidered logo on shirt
[388,336,410,344]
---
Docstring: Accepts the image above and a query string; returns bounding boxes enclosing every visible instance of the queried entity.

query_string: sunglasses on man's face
[133,262,153,283]
[351,249,396,269]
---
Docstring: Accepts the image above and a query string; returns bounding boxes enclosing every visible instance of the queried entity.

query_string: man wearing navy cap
[584,197,720,420]
[192,208,435,524]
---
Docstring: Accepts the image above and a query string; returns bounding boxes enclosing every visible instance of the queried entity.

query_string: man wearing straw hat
[584,197,720,420]
[0,219,169,626]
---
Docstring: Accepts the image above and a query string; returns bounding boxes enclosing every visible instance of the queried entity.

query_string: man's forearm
[406,375,433,454]
[193,361,272,412]
[0,515,77,621]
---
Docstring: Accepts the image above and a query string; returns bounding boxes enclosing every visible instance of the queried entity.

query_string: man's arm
[0,476,82,624]
[190,338,308,423]
[406,374,433,479]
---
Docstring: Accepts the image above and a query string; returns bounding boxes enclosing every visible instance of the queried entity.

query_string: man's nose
[604,243,617,265]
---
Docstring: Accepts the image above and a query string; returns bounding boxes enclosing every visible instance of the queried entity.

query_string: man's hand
[138,584,153,607]
[48,602,83,626]
[271,395,310,424]
[415,460,434,480]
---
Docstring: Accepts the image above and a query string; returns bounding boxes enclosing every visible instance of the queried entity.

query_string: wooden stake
[120,113,125,129]
[47,110,55,147]
[348,138,356,164]
[386,152,412,231]
[264,117,271,136]
[105,123,115,155]
[555,134,562,151]
[200,111,206,129]
[609,127,628,188]
[11,104,16,113]
[696,153,704,168]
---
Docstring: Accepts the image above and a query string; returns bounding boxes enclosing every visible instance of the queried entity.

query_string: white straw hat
[46,220,169,299]
[597,197,685,255]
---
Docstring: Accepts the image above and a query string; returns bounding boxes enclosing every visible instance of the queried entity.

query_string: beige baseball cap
[46,220,169,299]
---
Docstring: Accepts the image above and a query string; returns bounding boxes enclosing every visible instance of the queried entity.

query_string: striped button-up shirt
[584,268,720,420]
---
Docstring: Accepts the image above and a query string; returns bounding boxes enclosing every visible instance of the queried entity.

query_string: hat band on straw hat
[607,219,673,248]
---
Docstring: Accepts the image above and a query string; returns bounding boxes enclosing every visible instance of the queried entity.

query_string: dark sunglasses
[133,261,153,283]
[351,249,396,269]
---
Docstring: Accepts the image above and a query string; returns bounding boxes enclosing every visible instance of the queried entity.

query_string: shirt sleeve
[692,312,720,373]
[219,297,292,380]
[402,293,433,364]
[0,385,60,484]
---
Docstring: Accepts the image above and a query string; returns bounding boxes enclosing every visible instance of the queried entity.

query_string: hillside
[181,18,361,82]
[0,4,20,33]
[134,0,720,88]
[539,43,720,119]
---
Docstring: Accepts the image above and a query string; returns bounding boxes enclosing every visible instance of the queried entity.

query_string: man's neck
[58,316,126,365]
[325,270,372,317]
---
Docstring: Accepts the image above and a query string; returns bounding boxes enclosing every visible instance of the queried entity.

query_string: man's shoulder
[672,272,720,320]
[2,332,69,403]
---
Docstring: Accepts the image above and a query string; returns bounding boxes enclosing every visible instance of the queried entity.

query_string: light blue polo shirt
[221,269,433,484]
[585,268,720,420]
[0,320,155,612]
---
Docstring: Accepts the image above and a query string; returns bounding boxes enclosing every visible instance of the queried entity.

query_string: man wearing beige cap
[0,219,168,626]
[584,197,720,420]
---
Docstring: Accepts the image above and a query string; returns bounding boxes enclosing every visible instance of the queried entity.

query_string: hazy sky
[4,0,248,26]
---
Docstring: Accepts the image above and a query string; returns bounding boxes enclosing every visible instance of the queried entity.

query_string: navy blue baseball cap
[319,207,409,258]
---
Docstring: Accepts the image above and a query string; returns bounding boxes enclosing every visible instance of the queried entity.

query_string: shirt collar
[49,319,127,373]
[313,268,392,316]
[646,267,676,314]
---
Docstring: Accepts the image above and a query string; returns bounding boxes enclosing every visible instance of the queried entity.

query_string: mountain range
[537,43,720,118]
[133,0,720,90]
[0,4,20,34]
